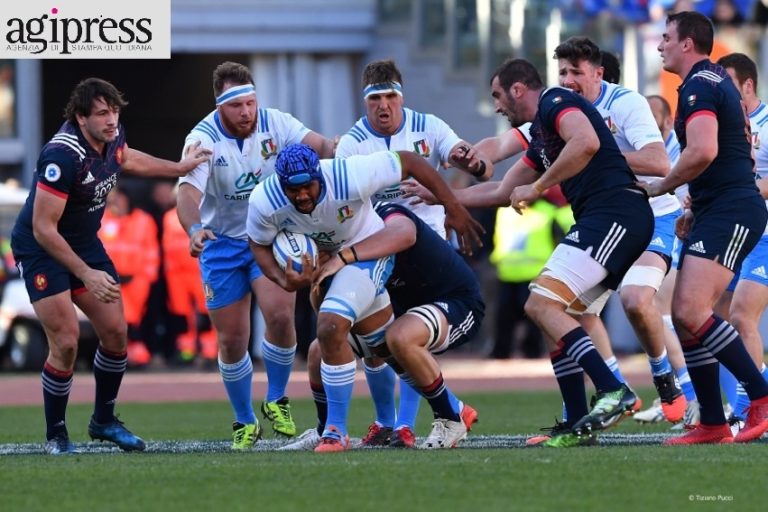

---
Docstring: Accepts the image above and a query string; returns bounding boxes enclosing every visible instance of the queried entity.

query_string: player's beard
[220,114,256,139]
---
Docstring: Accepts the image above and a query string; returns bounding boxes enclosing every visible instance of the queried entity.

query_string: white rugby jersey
[336,107,461,237]
[179,108,310,239]
[748,102,768,233]
[593,81,680,216]
[749,101,768,174]
[665,130,688,206]
[247,151,402,251]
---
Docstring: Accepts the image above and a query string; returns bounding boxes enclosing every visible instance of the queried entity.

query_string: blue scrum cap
[275,143,322,188]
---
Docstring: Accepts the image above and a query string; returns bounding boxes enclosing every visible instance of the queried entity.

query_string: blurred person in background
[98,184,159,368]
[162,192,218,366]
[489,186,573,360]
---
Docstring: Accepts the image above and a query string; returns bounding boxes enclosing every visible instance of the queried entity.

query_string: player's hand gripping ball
[272,230,318,273]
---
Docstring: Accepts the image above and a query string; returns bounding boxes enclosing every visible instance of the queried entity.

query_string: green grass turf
[1,389,766,512]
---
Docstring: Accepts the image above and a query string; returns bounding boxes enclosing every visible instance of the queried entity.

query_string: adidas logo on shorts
[689,241,706,254]
[752,266,767,279]
[650,236,665,248]
[565,231,580,243]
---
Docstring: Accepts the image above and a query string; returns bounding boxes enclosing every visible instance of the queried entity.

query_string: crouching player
[282,202,484,450]
[248,144,482,452]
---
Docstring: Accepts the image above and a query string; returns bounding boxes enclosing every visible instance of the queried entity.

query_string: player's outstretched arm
[401,156,539,209]
[448,141,494,181]
[312,214,417,293]
[396,150,483,254]
[121,141,212,177]
[642,115,718,197]
[301,131,337,159]
[474,128,528,163]
[623,141,670,177]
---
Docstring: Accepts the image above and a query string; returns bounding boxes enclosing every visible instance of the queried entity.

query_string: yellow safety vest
[490,201,574,282]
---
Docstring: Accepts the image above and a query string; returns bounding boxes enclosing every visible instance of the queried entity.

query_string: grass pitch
[0,390,766,511]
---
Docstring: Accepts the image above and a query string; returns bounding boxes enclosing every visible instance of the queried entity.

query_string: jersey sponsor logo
[565,230,580,243]
[308,231,338,248]
[214,155,229,167]
[44,163,61,182]
[34,273,48,291]
[413,139,431,157]
[687,94,697,106]
[689,240,706,254]
[260,138,277,159]
[751,265,768,279]
[231,171,261,197]
[336,205,354,223]
[82,171,96,184]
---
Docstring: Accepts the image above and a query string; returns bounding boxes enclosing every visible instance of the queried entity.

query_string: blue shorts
[647,209,681,260]
[681,201,766,272]
[199,236,263,310]
[432,294,485,354]
[671,236,683,268]
[562,188,654,290]
[15,244,117,303]
[728,233,768,290]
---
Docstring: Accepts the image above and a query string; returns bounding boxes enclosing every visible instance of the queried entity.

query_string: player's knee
[385,321,410,352]
[620,289,651,320]
[728,310,752,335]
[266,308,295,337]
[51,334,79,363]
[316,315,346,345]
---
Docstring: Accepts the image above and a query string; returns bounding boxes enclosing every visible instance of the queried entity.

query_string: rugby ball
[272,230,318,273]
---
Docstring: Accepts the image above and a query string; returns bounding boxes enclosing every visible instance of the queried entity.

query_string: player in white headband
[334,58,493,449]
[176,61,335,449]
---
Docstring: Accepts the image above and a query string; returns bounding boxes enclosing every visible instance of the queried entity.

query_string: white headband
[363,81,403,99]
[216,84,256,106]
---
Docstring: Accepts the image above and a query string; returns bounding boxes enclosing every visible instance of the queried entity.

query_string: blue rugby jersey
[523,87,637,218]
[12,121,126,253]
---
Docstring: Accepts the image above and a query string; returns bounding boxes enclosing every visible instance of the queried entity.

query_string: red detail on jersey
[34,273,48,291]
[522,155,538,170]
[513,128,530,150]
[116,145,125,165]
[686,110,716,125]
[37,182,68,199]
[554,107,580,133]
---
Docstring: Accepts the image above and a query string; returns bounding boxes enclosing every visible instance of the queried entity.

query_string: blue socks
[261,339,296,402]
[321,360,356,438]
[219,353,256,425]
[363,362,397,427]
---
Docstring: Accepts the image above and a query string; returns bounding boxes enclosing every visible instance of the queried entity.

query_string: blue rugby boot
[88,416,146,452]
